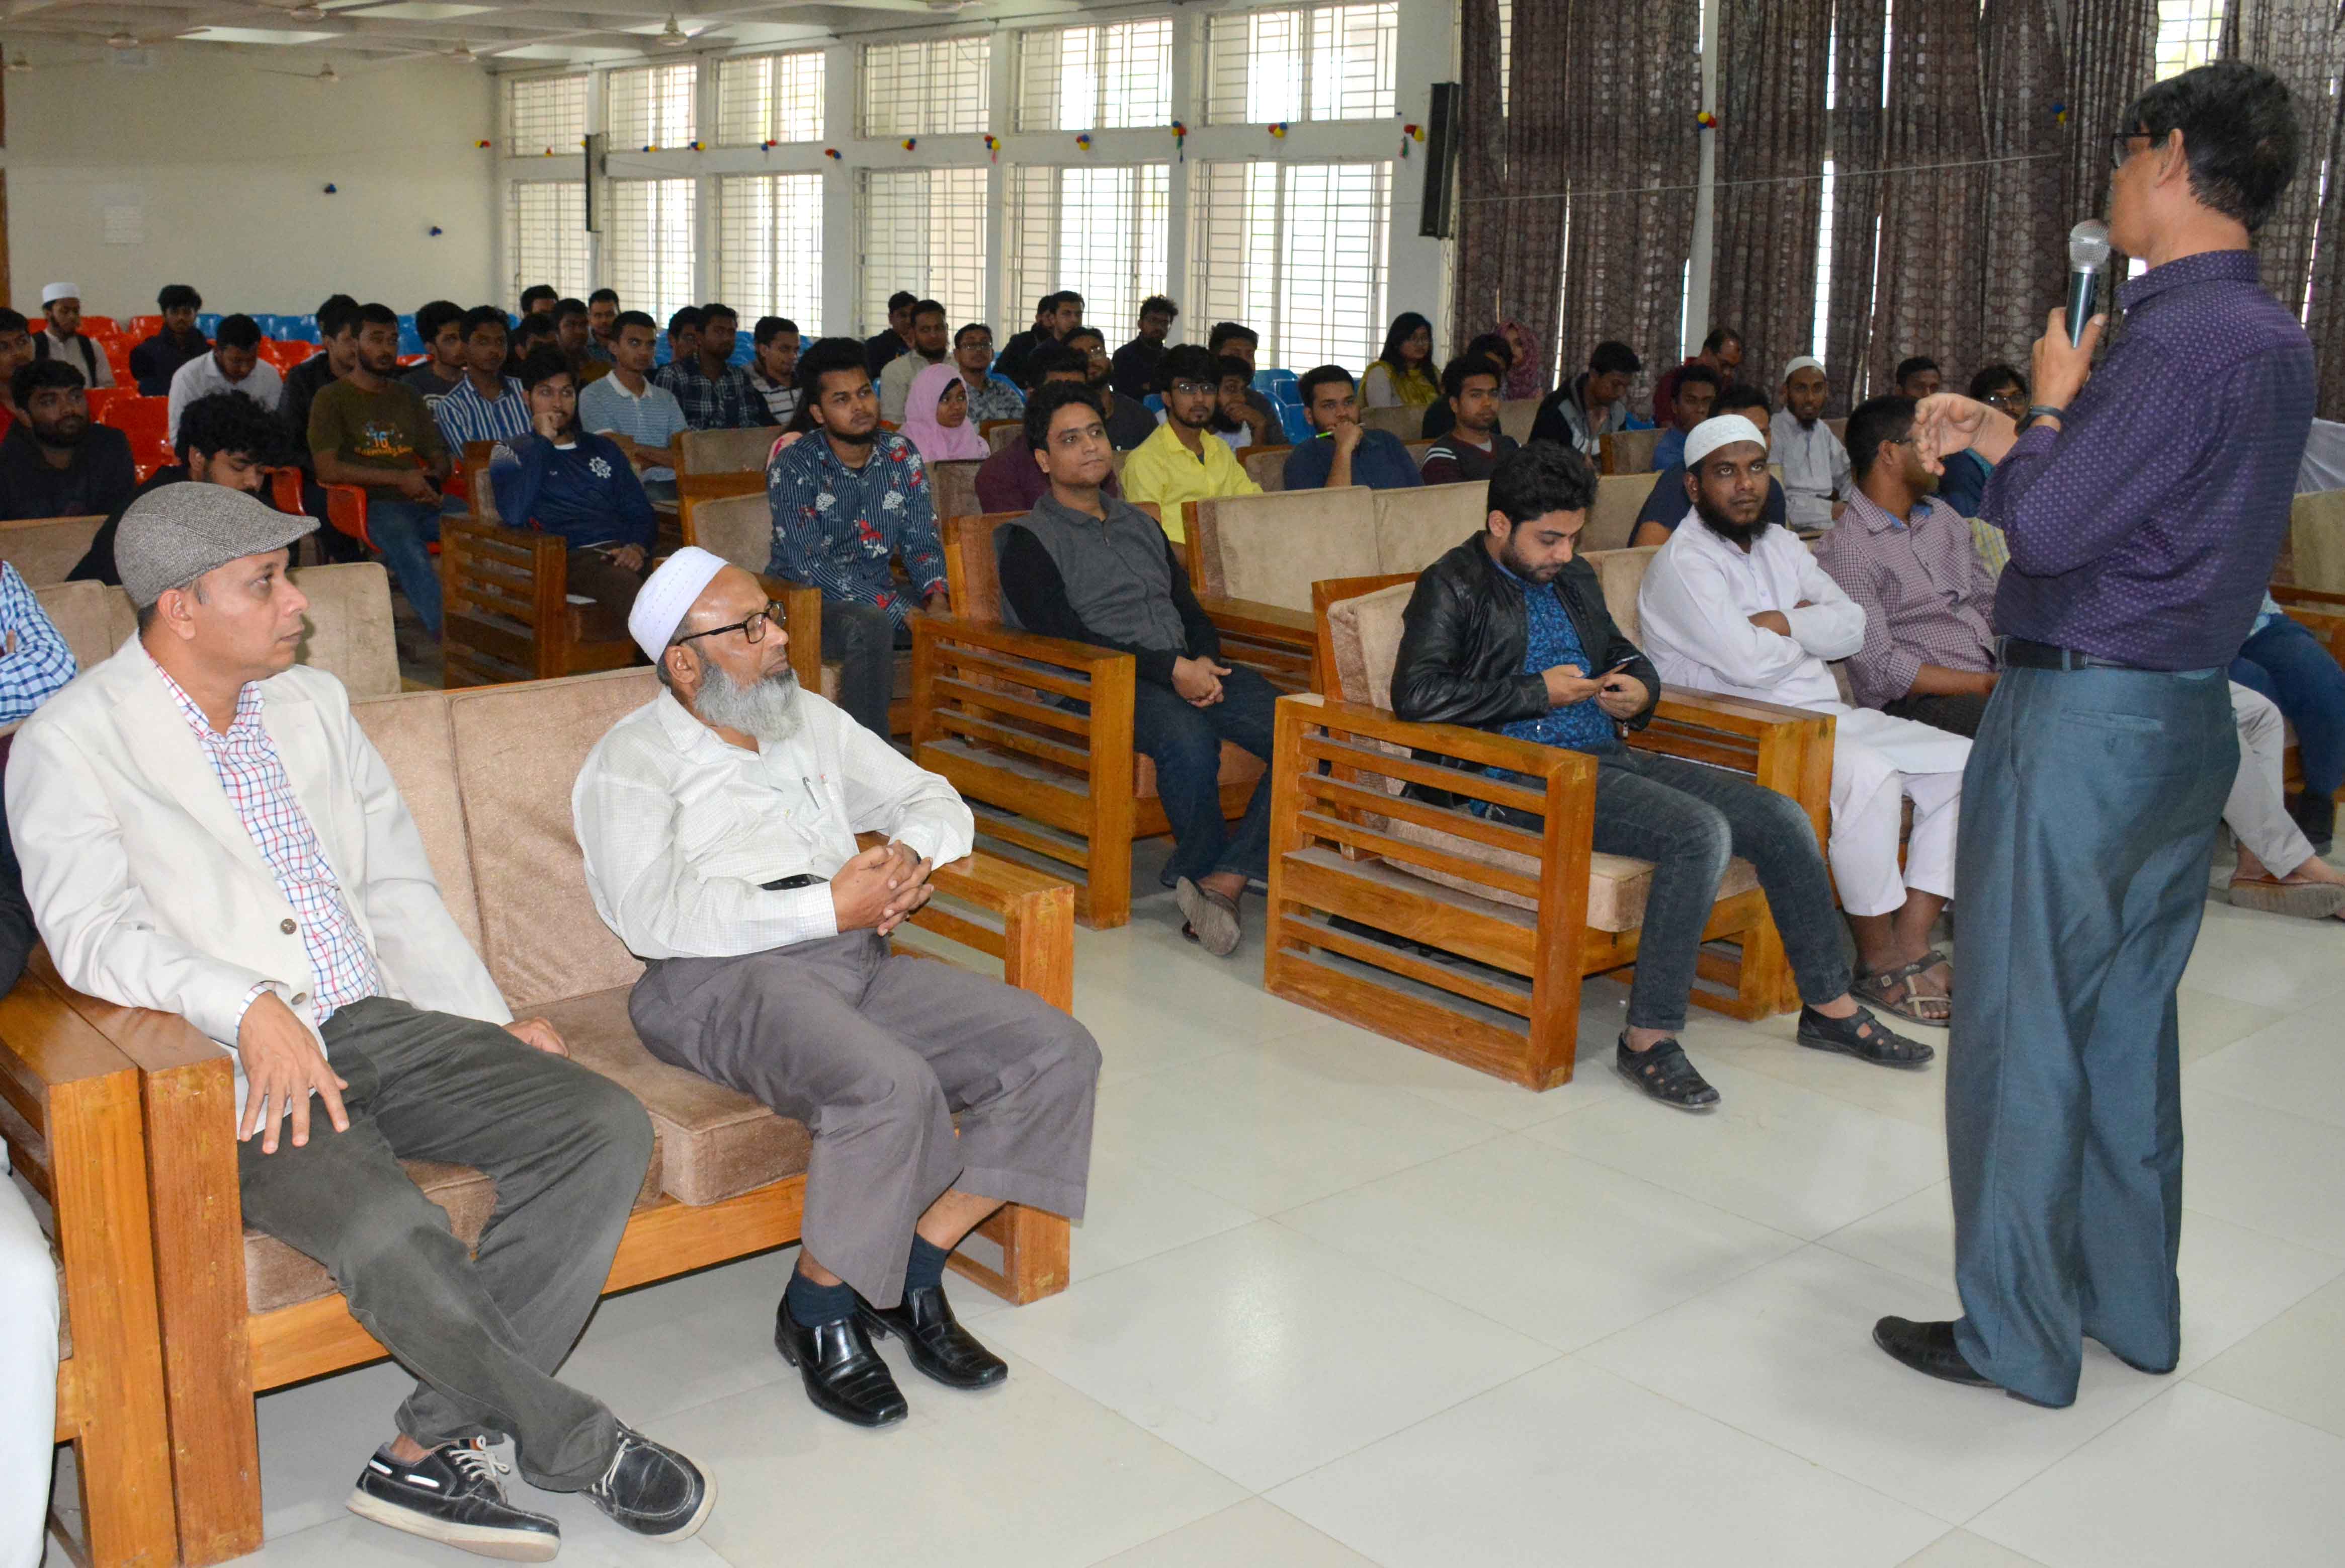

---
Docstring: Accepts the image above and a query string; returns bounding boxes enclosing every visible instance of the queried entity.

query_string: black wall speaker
[1419,82,1463,239]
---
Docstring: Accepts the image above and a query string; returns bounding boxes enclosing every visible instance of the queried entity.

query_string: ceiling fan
[259,57,342,81]
[654,12,725,49]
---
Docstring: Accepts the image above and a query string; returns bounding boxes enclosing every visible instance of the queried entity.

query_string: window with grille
[1188,159,1390,369]
[607,178,698,329]
[1014,18,1174,131]
[858,169,989,337]
[505,73,586,156]
[2154,0,2225,79]
[607,61,698,149]
[1497,0,1511,114]
[716,50,825,146]
[859,36,991,138]
[718,174,825,333]
[1203,2,1396,125]
[1004,163,1170,337]
[506,181,590,306]
[1811,158,1836,359]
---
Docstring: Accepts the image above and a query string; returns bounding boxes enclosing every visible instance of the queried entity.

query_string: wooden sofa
[911,509,1263,929]
[439,468,640,686]
[675,426,779,545]
[22,667,1078,1565]
[1261,546,1832,1089]
[0,516,108,588]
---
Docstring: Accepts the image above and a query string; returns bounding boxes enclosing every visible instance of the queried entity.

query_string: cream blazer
[4,639,511,1075]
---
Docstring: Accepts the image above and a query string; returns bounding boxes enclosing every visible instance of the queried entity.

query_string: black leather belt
[1998,637,2145,673]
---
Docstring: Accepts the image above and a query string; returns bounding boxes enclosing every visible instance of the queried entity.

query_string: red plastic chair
[78,315,120,337]
[127,315,164,339]
[99,396,174,480]
[81,387,121,422]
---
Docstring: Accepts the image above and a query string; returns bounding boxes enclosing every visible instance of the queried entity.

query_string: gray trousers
[821,601,909,740]
[236,998,654,1490]
[1949,666,2234,1408]
[629,931,1100,1306]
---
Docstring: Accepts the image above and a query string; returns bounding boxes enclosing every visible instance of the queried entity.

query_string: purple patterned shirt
[1983,250,2314,670]
[1815,492,1997,708]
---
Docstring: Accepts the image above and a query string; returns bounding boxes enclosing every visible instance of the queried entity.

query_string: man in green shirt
[309,301,450,633]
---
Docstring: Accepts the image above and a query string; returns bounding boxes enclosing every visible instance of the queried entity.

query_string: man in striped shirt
[431,306,532,453]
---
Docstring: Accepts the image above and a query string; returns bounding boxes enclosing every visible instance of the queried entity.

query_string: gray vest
[999,494,1189,652]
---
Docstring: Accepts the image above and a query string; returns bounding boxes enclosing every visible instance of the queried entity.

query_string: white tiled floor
[66,852,2345,1568]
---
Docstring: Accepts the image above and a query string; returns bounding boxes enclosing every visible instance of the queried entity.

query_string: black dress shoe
[345,1439,560,1561]
[1872,1316,1997,1389]
[774,1301,909,1427]
[858,1284,1009,1391]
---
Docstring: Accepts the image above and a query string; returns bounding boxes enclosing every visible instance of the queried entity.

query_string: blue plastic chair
[1252,367,1300,399]
[282,316,322,345]
[196,313,222,337]
[1274,401,1315,444]
[1142,393,1163,415]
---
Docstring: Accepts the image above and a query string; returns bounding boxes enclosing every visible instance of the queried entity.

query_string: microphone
[2066,220,2111,347]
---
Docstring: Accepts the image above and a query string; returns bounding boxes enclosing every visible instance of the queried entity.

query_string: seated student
[876,299,950,425]
[2231,592,2345,857]
[574,549,1098,1428]
[0,361,138,523]
[1531,340,1644,457]
[130,284,210,396]
[488,348,655,643]
[1283,366,1422,491]
[1772,356,1852,528]
[948,323,1026,425]
[1651,364,1720,471]
[1390,440,1928,1111]
[866,291,922,383]
[1419,333,1517,441]
[1652,326,1744,431]
[1067,326,1157,450]
[972,345,1121,514]
[1934,364,2024,519]
[587,288,621,365]
[997,383,1279,956]
[1639,415,1967,1026]
[0,310,37,441]
[520,284,559,318]
[434,306,533,452]
[657,304,776,433]
[1204,323,1282,445]
[32,284,113,391]
[401,300,468,408]
[76,389,284,586]
[7,484,710,1559]
[1122,344,1263,545]
[1632,382,1786,547]
[897,360,992,467]
[167,314,284,442]
[308,303,451,634]
[1110,295,1177,401]
[766,338,949,739]
[747,316,803,426]
[1204,354,1275,452]
[1418,355,1521,484]
[1360,312,1439,412]
[553,299,605,385]
[1892,355,1943,399]
[579,310,691,504]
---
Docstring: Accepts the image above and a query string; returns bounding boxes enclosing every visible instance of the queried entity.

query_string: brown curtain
[1823,0,1888,411]
[1707,0,1834,386]
[1448,0,1510,356]
[2221,0,2345,320]
[2307,47,2345,418]
[2060,0,2160,255]
[1977,0,2070,373]
[1497,0,1572,384]
[1555,0,1703,398]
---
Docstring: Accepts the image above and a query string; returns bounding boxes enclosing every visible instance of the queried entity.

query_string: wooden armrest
[853,836,1076,1010]
[1198,597,1316,646]
[0,965,150,1200]
[757,572,826,694]
[1284,692,1597,790]
[1649,689,1827,736]
[2272,585,2345,609]
[911,613,1131,677]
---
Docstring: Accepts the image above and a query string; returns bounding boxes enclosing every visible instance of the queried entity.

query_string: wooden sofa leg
[949,1204,1072,1305]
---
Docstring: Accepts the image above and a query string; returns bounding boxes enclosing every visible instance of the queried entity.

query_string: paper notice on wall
[103,205,144,245]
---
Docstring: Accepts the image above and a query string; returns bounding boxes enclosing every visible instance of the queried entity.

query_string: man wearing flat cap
[5,484,713,1560]
[572,548,1099,1430]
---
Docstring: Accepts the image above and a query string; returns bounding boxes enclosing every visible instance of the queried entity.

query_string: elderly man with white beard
[571,548,1101,1431]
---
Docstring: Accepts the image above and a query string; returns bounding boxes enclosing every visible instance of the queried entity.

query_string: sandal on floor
[2227,874,2345,921]
[1614,1034,1721,1112]
[1852,949,1954,1026]
[1799,1004,1936,1068]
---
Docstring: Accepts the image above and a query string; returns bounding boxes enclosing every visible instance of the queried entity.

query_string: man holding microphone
[1875,60,2313,1409]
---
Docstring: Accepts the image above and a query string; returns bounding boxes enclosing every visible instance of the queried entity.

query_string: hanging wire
[1456,150,2064,207]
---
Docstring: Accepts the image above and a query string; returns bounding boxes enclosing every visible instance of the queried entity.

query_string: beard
[1693,494,1773,550]
[35,416,87,447]
[695,659,803,744]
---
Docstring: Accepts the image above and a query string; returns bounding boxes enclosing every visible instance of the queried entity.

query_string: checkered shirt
[0,562,78,724]
[148,651,381,1022]
[653,360,777,431]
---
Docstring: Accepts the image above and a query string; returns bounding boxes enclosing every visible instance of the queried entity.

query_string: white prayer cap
[40,282,81,306]
[628,545,731,664]
[1781,355,1826,383]
[1682,415,1769,469]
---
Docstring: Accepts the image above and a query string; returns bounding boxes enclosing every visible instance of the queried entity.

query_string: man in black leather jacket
[1390,442,1929,1110]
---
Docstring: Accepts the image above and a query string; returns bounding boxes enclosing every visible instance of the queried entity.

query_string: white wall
[1,44,497,320]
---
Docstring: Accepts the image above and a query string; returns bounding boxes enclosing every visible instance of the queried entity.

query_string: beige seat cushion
[1497,399,1539,444]
[1605,428,1661,474]
[929,459,982,527]
[1583,546,1656,643]
[293,562,402,699]
[1241,445,1290,492]
[540,986,811,1208]
[679,427,780,476]
[0,516,105,588]
[353,690,487,954]
[2293,489,2345,594]
[692,493,771,574]
[1586,474,1653,553]
[30,580,131,671]
[1374,482,1488,578]
[1195,488,1379,607]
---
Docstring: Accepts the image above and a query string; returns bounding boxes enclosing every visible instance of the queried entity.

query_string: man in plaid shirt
[652,303,776,433]
[765,337,947,738]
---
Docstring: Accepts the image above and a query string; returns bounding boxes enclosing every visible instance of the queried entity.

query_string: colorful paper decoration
[2052,100,2069,124]
[1170,120,1187,162]
[1074,133,1092,151]
[1399,122,1420,158]
[322,183,338,194]
[475,138,491,149]
[760,139,776,151]
[1694,110,1719,129]
[824,147,842,160]
[429,225,444,236]
[984,133,999,163]
[689,140,706,151]
[900,137,917,151]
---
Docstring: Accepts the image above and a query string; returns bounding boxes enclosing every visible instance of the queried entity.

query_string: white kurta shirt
[572,686,975,960]
[1770,408,1852,529]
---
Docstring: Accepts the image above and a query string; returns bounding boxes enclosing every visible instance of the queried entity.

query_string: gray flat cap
[116,483,313,608]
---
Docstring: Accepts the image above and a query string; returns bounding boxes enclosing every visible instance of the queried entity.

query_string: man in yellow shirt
[1120,343,1262,543]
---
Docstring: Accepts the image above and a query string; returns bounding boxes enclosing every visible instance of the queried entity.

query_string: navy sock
[784,1268,857,1328]
[904,1235,951,1294]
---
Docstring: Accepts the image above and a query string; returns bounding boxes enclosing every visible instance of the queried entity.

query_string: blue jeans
[368,498,444,636]
[1948,665,2233,1408]
[1130,665,1279,886]
[2230,614,2345,797]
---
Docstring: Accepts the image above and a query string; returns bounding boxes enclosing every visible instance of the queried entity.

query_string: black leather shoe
[858,1284,1009,1391]
[585,1425,716,1541]
[1873,1316,1997,1389]
[345,1438,559,1561]
[774,1300,909,1427]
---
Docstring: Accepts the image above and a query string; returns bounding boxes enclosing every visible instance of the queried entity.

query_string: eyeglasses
[1983,387,2026,411]
[1169,380,1217,397]
[2110,127,2151,170]
[675,601,786,647]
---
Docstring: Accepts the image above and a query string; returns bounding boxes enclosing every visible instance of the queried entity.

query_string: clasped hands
[830,840,935,936]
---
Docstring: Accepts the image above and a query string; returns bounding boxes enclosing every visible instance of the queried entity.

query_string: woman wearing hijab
[1361,312,1439,411]
[901,359,990,464]
[1496,318,1545,400]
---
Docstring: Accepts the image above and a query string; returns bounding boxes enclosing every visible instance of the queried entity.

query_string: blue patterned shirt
[432,375,532,451]
[0,562,77,724]
[653,359,778,432]
[1495,561,1618,756]
[766,431,947,625]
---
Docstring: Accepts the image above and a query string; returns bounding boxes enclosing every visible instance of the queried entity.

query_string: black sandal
[1798,1004,1936,1068]
[1615,1034,1721,1111]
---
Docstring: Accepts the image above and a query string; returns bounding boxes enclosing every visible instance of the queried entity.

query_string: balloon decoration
[1694,110,1719,130]
[474,138,491,149]
[2052,100,2068,125]
[1074,133,1092,152]
[322,183,338,194]
[984,132,999,163]
[689,140,706,151]
[1267,121,1288,138]
[900,137,918,151]
[760,139,776,151]
[824,146,842,160]
[1169,120,1187,161]
[1399,122,1421,158]
[429,225,444,236]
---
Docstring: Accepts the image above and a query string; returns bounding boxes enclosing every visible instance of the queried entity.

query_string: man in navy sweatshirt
[489,346,658,643]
